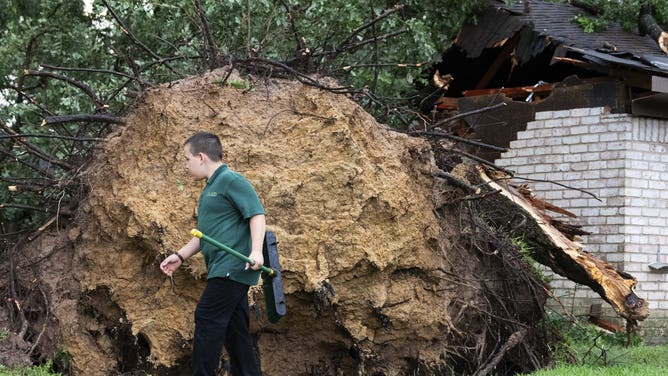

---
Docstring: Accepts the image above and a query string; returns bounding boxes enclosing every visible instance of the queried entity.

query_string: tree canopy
[0,0,492,237]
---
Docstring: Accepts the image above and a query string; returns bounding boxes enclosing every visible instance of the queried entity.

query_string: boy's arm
[246,214,266,270]
[160,237,200,276]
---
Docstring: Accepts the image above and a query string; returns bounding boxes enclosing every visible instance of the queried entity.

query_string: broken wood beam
[463,82,554,99]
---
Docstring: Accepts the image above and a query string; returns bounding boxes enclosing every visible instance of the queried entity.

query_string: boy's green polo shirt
[197,164,265,286]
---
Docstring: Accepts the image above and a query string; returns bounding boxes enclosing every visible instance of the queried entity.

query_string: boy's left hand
[246,250,264,271]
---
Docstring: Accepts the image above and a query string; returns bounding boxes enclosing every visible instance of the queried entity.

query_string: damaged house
[433,0,668,342]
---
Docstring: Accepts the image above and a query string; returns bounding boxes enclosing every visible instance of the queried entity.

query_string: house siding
[495,107,668,344]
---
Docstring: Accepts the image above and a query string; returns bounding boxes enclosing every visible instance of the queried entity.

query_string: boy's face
[184,144,207,180]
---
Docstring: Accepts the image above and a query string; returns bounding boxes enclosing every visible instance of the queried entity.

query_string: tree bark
[639,4,668,55]
[473,166,649,322]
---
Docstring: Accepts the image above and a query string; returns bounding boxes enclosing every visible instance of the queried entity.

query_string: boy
[160,131,265,376]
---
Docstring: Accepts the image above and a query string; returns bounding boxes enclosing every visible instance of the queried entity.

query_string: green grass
[525,313,668,376]
[0,362,61,376]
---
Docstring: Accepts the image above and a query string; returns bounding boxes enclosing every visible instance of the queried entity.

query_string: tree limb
[338,4,404,49]
[40,64,154,87]
[409,130,508,152]
[0,120,75,171]
[24,69,107,111]
[100,0,185,77]
[568,0,603,15]
[0,133,106,142]
[238,57,353,93]
[639,4,668,54]
[428,102,507,130]
[194,0,221,69]
[42,114,126,126]
[313,29,409,59]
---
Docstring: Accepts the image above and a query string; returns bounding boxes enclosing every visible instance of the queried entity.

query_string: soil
[1,69,550,375]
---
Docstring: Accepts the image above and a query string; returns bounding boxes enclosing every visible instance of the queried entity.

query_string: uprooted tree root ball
[3,70,554,375]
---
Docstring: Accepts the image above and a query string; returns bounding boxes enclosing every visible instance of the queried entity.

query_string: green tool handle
[190,229,275,277]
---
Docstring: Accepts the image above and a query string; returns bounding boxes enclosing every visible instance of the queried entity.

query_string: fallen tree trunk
[639,4,668,55]
[473,166,649,322]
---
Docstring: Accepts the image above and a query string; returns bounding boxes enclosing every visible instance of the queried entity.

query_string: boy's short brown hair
[185,132,223,161]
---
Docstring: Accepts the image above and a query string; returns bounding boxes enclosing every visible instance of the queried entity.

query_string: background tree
[568,0,668,52]
[0,0,489,255]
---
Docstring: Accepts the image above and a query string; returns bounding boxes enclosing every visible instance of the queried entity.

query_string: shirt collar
[206,164,228,185]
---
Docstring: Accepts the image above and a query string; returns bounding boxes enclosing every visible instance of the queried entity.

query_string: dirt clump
[8,69,550,375]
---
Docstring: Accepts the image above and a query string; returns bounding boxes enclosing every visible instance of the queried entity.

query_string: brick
[562,117,581,126]
[588,179,609,189]
[570,162,589,171]
[526,138,545,147]
[606,216,624,225]
[562,135,582,144]
[587,143,606,152]
[608,123,631,132]
[588,161,607,169]
[534,164,551,173]
[600,133,620,142]
[599,207,620,216]
[629,142,650,152]
[580,134,599,143]
[525,120,544,130]
[553,110,571,118]
[581,116,601,124]
[629,179,649,189]
[517,130,535,140]
[589,107,605,115]
[535,111,554,120]
[630,197,651,207]
[581,207,600,216]
[589,124,608,133]
[508,139,527,149]
[643,227,664,235]
[517,148,535,156]
[570,198,589,207]
[554,163,569,171]
[600,169,621,178]
[607,141,626,150]
[570,108,590,117]
[643,153,662,162]
[570,144,588,153]
[543,190,563,199]
[562,172,582,181]
[551,145,569,154]
[650,144,667,153]
[606,234,625,243]
[599,151,623,160]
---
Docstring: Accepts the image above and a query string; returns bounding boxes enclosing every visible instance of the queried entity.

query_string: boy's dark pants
[192,277,260,376]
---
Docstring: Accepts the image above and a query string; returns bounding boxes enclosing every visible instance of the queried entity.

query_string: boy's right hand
[160,254,182,277]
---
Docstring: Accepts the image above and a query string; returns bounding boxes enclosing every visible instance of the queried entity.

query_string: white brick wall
[496,107,668,343]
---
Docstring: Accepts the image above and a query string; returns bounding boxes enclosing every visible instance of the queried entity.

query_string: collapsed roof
[432,0,668,158]
[456,0,668,82]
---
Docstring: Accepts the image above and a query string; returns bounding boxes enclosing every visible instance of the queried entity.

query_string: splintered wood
[475,166,649,322]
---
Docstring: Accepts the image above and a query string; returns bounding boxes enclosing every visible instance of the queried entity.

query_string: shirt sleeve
[226,175,265,219]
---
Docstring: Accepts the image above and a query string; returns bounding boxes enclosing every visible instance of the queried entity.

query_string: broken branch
[100,0,185,77]
[409,130,508,152]
[24,69,106,110]
[428,102,507,130]
[0,133,106,142]
[42,114,126,126]
[339,4,405,48]
[0,120,75,171]
[194,0,221,69]
[639,4,668,55]
[474,165,649,321]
